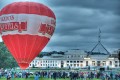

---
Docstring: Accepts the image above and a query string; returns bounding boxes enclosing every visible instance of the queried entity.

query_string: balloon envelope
[0,2,56,69]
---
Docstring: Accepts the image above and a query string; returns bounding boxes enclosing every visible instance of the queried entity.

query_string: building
[29,49,119,69]
[29,29,120,69]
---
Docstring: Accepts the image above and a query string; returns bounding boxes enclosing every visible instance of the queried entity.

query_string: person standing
[34,74,39,80]
[110,72,113,79]
[53,72,57,80]
[6,72,11,80]
[0,71,1,78]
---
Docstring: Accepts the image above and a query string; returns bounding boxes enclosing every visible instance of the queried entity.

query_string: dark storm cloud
[0,0,120,52]
[44,0,120,52]
[47,0,120,15]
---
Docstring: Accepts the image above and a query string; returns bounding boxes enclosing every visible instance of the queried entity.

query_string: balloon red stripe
[2,36,17,59]
[25,35,38,63]
[30,37,49,62]
[32,37,49,60]
[1,2,56,19]
[10,35,21,62]
[2,35,18,62]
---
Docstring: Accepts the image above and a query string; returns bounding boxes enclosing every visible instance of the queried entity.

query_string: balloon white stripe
[0,14,55,27]
[0,14,55,39]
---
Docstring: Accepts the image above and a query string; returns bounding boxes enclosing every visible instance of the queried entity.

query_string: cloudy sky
[0,0,120,53]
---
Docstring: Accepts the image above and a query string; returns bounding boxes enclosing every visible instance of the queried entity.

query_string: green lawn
[0,77,100,80]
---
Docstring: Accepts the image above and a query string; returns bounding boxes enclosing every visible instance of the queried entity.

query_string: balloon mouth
[18,63,29,70]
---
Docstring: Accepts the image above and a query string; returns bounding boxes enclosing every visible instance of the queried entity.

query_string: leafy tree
[58,51,64,55]
[0,42,18,69]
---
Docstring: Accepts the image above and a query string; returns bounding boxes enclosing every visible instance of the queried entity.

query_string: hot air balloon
[0,2,56,69]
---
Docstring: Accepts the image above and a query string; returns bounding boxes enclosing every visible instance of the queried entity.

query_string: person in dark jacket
[110,72,113,79]
[53,72,57,80]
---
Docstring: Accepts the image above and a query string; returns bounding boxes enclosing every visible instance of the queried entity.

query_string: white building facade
[29,49,120,69]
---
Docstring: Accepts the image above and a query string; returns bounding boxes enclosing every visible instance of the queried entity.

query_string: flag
[99,28,101,33]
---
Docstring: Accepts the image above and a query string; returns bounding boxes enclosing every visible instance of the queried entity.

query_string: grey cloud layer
[44,0,120,52]
[47,0,120,15]
[0,0,120,52]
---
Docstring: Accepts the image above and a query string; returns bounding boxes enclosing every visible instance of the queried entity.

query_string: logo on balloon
[0,22,27,34]
[38,23,55,36]
[0,15,27,34]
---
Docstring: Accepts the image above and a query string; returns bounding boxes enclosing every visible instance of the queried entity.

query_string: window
[77,61,79,63]
[67,64,69,66]
[102,61,106,66]
[74,61,76,63]
[67,61,69,63]
[74,64,76,67]
[115,61,118,63]
[110,61,112,65]
[77,64,79,67]
[86,61,88,66]
[80,61,83,63]
[70,61,72,63]
[80,64,83,67]
[92,61,95,66]
[68,56,69,58]
[97,61,101,66]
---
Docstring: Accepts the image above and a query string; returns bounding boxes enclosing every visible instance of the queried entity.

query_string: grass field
[0,77,100,80]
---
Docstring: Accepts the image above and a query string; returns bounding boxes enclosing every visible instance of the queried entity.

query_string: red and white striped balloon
[0,2,56,69]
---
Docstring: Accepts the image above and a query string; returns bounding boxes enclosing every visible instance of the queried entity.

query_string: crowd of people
[34,71,120,80]
[0,68,120,80]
